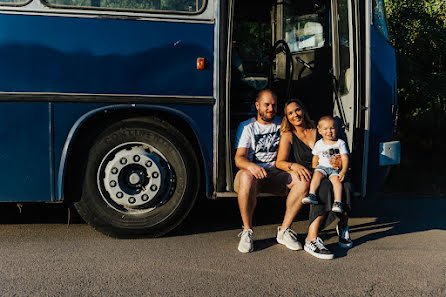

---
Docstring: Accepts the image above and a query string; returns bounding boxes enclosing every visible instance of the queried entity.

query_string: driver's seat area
[232,47,269,93]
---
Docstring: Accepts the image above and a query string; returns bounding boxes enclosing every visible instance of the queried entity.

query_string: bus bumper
[379,141,401,166]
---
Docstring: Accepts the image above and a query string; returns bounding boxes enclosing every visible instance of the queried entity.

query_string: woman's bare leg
[280,175,310,230]
[306,214,326,242]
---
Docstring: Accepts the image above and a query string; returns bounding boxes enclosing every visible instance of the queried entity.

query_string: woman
[276,99,353,260]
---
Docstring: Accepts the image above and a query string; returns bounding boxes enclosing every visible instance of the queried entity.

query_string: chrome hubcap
[99,143,169,211]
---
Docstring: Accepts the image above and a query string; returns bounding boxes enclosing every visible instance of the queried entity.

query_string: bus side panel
[367,27,397,194]
[0,102,52,202]
[0,14,213,96]
[53,103,214,201]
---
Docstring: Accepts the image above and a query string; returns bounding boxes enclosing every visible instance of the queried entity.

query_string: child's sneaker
[304,237,334,260]
[336,224,353,249]
[238,228,254,253]
[302,193,319,205]
[332,201,343,213]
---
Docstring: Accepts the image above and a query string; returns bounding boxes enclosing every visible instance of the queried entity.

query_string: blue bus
[0,0,399,237]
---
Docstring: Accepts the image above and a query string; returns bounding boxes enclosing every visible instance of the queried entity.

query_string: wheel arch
[58,104,212,204]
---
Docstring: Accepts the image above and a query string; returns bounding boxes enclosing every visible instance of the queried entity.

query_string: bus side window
[0,0,26,3]
[43,0,205,13]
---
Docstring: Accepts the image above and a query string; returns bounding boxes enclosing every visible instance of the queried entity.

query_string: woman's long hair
[280,99,315,132]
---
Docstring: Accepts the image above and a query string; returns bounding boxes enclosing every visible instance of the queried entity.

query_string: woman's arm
[276,132,312,181]
[329,155,342,170]
[276,132,293,171]
[312,155,319,169]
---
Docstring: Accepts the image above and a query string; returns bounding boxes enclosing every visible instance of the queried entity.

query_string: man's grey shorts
[233,168,292,196]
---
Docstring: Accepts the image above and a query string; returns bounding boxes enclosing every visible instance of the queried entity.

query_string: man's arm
[235,147,268,179]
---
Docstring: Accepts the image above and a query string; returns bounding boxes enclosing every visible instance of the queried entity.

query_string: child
[302,116,349,213]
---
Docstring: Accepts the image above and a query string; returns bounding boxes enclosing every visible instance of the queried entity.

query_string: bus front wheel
[75,117,200,238]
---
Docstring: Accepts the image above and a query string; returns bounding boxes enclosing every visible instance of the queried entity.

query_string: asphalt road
[0,195,445,296]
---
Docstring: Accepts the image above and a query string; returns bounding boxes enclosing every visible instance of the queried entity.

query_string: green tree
[385,0,446,193]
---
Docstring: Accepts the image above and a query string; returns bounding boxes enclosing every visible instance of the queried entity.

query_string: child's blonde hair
[317,115,336,128]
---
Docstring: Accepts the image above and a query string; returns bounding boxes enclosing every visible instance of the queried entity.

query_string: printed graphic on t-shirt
[312,138,348,168]
[235,116,282,168]
[253,130,280,164]
[320,148,340,158]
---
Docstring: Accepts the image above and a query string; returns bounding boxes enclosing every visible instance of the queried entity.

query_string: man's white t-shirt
[312,138,349,168]
[235,116,281,169]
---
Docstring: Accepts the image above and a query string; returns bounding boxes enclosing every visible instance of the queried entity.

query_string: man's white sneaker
[276,227,303,251]
[238,229,254,253]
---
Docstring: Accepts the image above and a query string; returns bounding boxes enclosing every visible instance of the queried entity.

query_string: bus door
[0,102,52,202]
[274,0,334,119]
[222,0,274,193]
[224,0,355,193]
[330,0,357,151]
[362,0,399,195]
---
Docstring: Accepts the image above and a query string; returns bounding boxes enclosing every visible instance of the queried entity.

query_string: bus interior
[226,0,355,192]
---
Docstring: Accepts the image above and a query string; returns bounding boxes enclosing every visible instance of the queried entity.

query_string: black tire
[74,117,200,238]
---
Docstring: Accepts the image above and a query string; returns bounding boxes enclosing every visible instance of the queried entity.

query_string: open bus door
[362,0,400,196]
[220,0,400,196]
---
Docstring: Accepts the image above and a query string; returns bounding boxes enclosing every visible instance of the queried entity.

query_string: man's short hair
[256,89,277,102]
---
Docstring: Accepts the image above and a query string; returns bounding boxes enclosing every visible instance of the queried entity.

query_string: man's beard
[259,110,275,122]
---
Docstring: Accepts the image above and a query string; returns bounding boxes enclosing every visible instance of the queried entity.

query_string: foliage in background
[384,0,446,193]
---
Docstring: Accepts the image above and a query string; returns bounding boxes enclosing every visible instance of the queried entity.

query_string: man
[234,89,307,253]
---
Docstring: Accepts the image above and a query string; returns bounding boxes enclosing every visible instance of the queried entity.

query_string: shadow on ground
[172,196,306,236]
[0,195,445,250]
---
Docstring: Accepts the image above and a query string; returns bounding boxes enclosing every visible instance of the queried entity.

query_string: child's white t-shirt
[235,117,281,169]
[312,138,349,168]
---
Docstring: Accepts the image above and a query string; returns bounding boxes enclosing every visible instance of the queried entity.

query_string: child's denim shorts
[315,165,340,178]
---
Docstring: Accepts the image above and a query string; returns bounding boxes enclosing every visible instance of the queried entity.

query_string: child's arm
[338,154,349,182]
[312,155,319,169]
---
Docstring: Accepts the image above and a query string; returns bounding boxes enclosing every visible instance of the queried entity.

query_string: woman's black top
[290,131,321,171]
[290,130,353,228]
